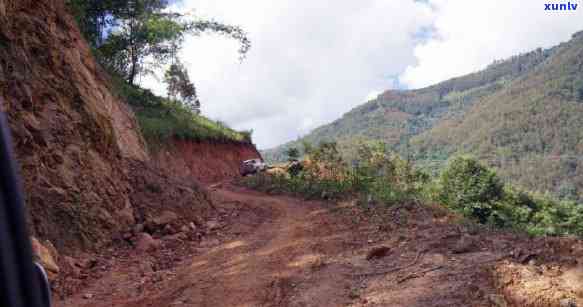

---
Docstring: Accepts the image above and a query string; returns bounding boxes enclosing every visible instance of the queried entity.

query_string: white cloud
[401,0,583,88]
[141,0,583,149]
[142,0,433,149]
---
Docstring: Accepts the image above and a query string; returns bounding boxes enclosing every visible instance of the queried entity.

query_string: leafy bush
[494,188,583,236]
[244,141,427,204]
[251,147,583,238]
[352,142,428,204]
[285,147,300,161]
[438,156,583,236]
[439,156,504,222]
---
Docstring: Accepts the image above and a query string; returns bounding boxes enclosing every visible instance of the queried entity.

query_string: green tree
[285,147,300,161]
[558,181,578,201]
[302,140,314,155]
[439,156,504,223]
[164,60,200,114]
[311,142,343,165]
[68,0,251,85]
[573,78,583,101]
[67,0,119,46]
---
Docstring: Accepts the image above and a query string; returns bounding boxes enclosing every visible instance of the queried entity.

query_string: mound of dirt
[127,160,214,234]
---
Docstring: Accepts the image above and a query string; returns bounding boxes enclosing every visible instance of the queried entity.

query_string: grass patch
[111,76,252,146]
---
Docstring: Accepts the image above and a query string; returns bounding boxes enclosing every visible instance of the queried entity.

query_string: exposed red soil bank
[151,139,262,184]
[0,0,149,253]
[0,0,264,299]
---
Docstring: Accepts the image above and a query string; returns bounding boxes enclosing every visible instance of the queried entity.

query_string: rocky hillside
[0,0,260,263]
[265,31,583,200]
[1,0,147,252]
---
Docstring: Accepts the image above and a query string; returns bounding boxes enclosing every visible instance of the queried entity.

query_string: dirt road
[59,184,581,307]
[129,186,360,307]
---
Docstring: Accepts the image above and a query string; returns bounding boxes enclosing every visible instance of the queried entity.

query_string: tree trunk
[128,52,138,85]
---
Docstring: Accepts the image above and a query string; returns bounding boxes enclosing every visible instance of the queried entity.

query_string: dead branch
[396,265,444,284]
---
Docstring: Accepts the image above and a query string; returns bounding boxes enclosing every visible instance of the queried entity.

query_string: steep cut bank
[0,0,148,252]
[152,139,262,184]
[0,0,258,265]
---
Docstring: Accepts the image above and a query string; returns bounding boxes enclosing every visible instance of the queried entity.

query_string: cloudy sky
[142,0,583,149]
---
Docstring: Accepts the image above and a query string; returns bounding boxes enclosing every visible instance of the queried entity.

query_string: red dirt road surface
[58,184,583,307]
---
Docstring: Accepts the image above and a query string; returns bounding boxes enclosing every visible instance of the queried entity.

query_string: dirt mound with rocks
[127,159,215,237]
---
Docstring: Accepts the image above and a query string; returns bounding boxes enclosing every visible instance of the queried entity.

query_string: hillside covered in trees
[264,30,583,201]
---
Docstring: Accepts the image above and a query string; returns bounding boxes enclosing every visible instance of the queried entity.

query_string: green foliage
[352,142,428,203]
[264,33,583,204]
[302,140,314,155]
[285,147,300,161]
[439,156,504,222]
[558,182,578,201]
[248,142,427,204]
[68,0,251,85]
[435,156,583,236]
[66,1,253,147]
[164,60,200,113]
[264,47,554,164]
[311,142,343,165]
[113,80,249,145]
[66,0,118,46]
[412,35,583,201]
[573,78,583,101]
[493,188,583,236]
[258,147,583,237]
[98,8,185,84]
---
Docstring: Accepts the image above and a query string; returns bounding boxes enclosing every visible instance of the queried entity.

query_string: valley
[265,33,583,201]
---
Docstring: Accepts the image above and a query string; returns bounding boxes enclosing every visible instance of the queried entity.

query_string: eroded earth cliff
[0,0,260,273]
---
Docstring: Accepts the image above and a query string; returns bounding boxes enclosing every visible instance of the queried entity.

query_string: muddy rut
[58,184,583,307]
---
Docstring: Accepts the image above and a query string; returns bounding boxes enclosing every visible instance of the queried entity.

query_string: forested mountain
[264,30,583,200]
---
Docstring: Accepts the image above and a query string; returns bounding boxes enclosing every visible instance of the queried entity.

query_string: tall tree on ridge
[68,0,251,85]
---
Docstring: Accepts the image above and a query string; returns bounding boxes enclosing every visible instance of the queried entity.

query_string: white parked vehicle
[240,159,267,176]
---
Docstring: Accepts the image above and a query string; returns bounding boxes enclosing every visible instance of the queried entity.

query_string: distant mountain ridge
[264,30,583,200]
